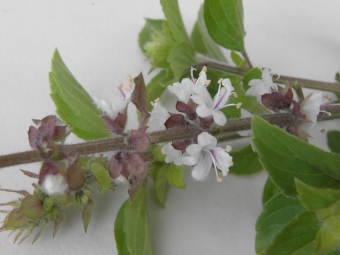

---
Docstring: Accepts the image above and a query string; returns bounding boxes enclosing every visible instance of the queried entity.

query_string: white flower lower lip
[182,132,233,181]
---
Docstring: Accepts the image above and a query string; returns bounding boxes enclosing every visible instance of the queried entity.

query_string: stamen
[216,177,223,182]
[320,129,326,133]
[228,161,234,166]
[236,102,242,109]
[320,110,331,116]
[190,67,197,82]
[225,145,232,152]
[232,92,238,98]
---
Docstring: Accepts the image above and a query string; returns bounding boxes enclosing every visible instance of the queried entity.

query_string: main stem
[1,110,339,169]
[192,61,340,94]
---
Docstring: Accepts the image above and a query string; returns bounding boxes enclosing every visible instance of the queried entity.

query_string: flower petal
[212,110,227,126]
[191,152,212,181]
[197,132,217,148]
[192,84,213,107]
[196,104,213,118]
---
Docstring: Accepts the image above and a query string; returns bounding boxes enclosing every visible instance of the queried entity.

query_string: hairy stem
[1,110,339,169]
[192,61,340,94]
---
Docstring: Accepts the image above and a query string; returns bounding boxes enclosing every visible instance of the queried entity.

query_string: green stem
[0,110,339,169]
[191,61,340,94]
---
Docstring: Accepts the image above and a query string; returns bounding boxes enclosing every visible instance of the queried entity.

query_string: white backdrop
[0,1,339,254]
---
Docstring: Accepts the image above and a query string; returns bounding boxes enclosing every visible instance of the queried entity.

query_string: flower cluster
[28,116,85,195]
[154,67,238,181]
[246,68,332,141]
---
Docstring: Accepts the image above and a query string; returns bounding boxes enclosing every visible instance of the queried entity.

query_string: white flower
[246,68,278,98]
[191,78,239,126]
[299,92,323,130]
[161,143,183,166]
[182,132,233,181]
[167,67,210,104]
[41,174,68,195]
[147,100,170,132]
[94,76,135,119]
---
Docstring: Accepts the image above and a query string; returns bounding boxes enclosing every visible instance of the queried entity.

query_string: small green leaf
[153,164,168,207]
[50,49,111,140]
[138,19,164,54]
[89,161,113,193]
[82,199,93,233]
[327,130,340,154]
[231,51,247,68]
[160,0,189,43]
[252,116,340,196]
[259,211,320,255]
[296,178,340,212]
[114,183,152,255]
[18,195,43,219]
[114,200,131,255]
[316,212,340,254]
[167,43,197,80]
[229,144,262,175]
[262,177,280,205]
[296,179,340,219]
[203,0,245,52]
[166,164,186,189]
[191,5,227,62]
[255,193,306,254]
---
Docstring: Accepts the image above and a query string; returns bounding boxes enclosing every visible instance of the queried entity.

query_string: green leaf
[166,164,186,189]
[203,0,245,52]
[296,179,340,219]
[138,19,164,53]
[152,163,168,208]
[327,130,340,154]
[259,211,320,255]
[50,49,111,140]
[252,116,340,196]
[160,0,189,43]
[89,161,113,193]
[114,183,152,255]
[262,177,280,205]
[229,144,262,175]
[296,178,340,212]
[255,193,306,254]
[115,200,131,255]
[191,5,227,62]
[231,51,247,68]
[167,42,197,80]
[316,212,340,254]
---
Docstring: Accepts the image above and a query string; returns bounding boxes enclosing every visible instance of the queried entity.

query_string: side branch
[191,61,340,94]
